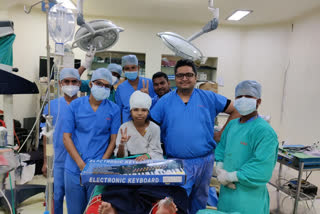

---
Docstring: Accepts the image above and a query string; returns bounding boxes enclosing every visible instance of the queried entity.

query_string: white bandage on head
[129,91,152,110]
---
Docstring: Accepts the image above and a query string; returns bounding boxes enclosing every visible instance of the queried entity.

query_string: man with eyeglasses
[115,55,156,123]
[40,68,81,214]
[151,59,240,214]
[63,68,121,214]
[79,63,122,103]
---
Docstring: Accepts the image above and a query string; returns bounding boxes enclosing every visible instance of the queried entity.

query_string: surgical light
[226,10,252,21]
[157,0,219,62]
[72,0,124,52]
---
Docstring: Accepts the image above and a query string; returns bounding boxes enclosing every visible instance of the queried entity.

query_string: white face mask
[91,85,110,101]
[234,97,257,116]
[111,75,119,85]
[61,85,79,97]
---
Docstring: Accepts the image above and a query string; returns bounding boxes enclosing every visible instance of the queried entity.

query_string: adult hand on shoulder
[214,131,222,143]
[140,79,149,94]
[42,163,47,177]
[120,127,131,144]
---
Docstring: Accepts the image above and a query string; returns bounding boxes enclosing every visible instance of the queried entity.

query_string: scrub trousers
[182,153,214,214]
[64,170,95,214]
[53,166,65,214]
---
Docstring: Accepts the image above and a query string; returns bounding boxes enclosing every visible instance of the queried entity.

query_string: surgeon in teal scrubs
[115,55,156,123]
[215,80,278,214]
[63,68,121,214]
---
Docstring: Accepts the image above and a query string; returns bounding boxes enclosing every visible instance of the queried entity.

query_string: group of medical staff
[41,52,278,214]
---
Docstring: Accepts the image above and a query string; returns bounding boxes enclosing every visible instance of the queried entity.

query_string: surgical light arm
[187,17,219,42]
[77,0,95,35]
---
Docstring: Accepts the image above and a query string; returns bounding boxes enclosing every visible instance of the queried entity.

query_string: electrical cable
[278,177,317,213]
[13,130,20,146]
[17,88,48,153]
[280,195,292,210]
[17,64,55,153]
[148,201,160,214]
[0,188,13,214]
[305,171,312,181]
[9,173,15,214]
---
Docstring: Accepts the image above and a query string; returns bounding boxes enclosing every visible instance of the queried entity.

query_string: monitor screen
[39,57,81,79]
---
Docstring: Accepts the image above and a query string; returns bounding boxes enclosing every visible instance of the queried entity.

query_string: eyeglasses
[175,73,195,79]
[93,81,111,89]
[62,79,79,84]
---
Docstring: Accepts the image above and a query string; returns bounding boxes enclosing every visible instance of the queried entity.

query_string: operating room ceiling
[2,0,320,26]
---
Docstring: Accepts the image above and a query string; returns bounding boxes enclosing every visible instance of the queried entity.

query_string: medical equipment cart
[269,149,320,214]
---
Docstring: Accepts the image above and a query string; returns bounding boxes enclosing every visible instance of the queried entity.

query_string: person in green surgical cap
[214,80,278,214]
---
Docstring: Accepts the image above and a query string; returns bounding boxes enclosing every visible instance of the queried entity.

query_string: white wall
[281,10,320,187]
[282,10,320,146]
[239,24,291,134]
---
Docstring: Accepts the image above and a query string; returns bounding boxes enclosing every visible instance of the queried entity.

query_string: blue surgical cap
[91,68,112,84]
[107,63,122,76]
[122,55,138,67]
[235,80,262,98]
[59,68,80,81]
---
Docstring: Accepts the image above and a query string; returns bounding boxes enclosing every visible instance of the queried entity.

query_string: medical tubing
[0,188,13,214]
[17,65,54,153]
[83,195,102,214]
[54,75,62,133]
[9,173,16,214]
[148,201,160,214]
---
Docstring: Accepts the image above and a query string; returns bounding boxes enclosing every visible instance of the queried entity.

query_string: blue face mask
[234,97,257,116]
[91,85,110,101]
[125,71,138,80]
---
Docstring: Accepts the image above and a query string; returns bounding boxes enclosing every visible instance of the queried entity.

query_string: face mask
[125,71,138,80]
[112,75,119,85]
[61,85,79,97]
[234,97,257,116]
[91,85,110,101]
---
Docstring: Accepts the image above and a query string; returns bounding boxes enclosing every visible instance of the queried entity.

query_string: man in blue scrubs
[151,59,240,214]
[151,71,171,108]
[63,68,121,214]
[115,55,156,123]
[215,80,278,214]
[41,68,81,214]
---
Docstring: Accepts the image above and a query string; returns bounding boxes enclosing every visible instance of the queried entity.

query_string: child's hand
[140,79,149,94]
[120,127,131,144]
[135,154,149,161]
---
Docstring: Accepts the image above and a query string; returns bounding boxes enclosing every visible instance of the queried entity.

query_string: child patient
[98,197,178,214]
[114,91,163,161]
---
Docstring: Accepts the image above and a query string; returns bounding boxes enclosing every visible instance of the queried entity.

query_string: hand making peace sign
[120,127,131,144]
[140,79,149,94]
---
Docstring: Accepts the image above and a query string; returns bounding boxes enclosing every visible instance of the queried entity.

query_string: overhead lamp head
[157,32,203,62]
[157,1,219,63]
[72,20,124,52]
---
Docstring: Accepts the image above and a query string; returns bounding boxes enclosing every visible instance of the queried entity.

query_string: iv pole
[44,0,54,213]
